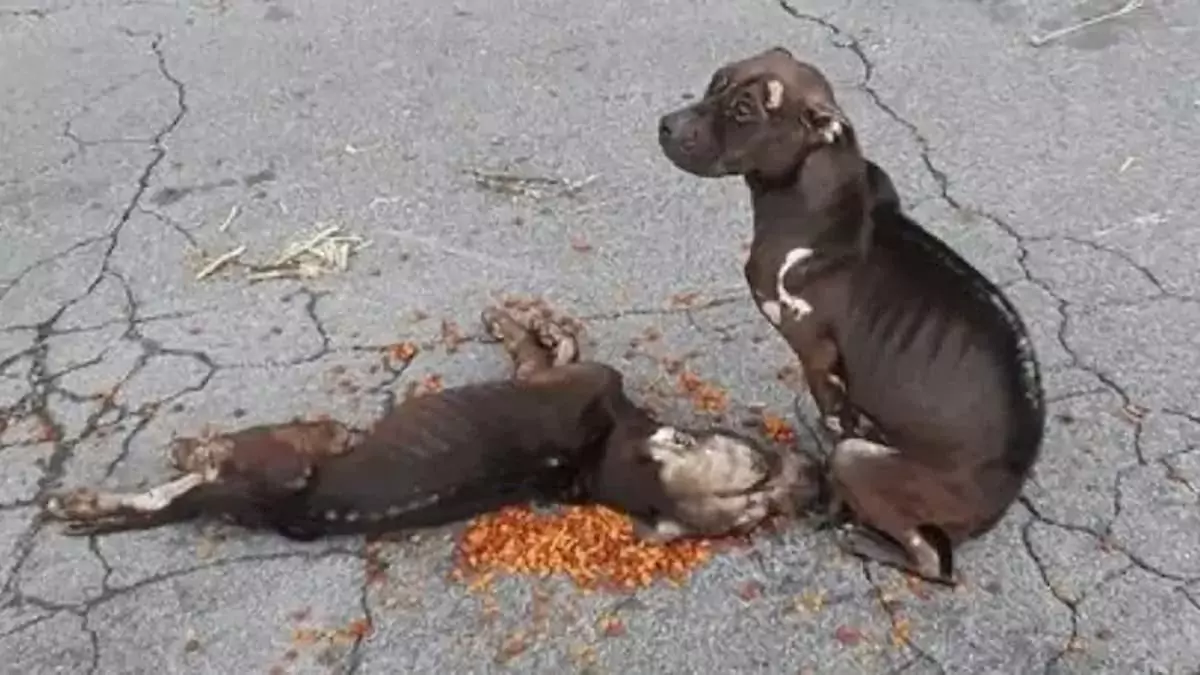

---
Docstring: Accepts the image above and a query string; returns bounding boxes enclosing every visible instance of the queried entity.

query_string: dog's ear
[801,100,849,144]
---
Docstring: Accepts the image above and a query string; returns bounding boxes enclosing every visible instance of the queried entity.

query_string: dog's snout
[658,114,678,142]
[658,111,692,144]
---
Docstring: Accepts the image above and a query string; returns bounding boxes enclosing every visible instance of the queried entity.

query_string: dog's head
[617,425,819,541]
[658,47,851,181]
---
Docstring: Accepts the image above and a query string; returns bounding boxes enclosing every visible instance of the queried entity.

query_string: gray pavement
[2,0,1199,672]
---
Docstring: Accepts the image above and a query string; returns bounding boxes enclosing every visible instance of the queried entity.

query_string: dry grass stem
[195,245,247,280]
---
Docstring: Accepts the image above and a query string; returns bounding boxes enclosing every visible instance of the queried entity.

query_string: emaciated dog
[43,303,816,542]
[657,47,1046,583]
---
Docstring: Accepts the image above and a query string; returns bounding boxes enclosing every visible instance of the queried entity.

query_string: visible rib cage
[274,377,618,537]
[856,201,1046,475]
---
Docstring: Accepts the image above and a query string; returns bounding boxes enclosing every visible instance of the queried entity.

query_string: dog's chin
[659,146,731,179]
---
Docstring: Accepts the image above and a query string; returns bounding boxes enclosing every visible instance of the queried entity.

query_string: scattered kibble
[1120,403,1148,423]
[453,504,714,591]
[570,235,594,253]
[904,573,932,600]
[669,292,700,307]
[890,616,912,648]
[737,580,765,601]
[289,617,372,649]
[676,371,728,414]
[795,589,827,613]
[35,413,58,442]
[342,618,372,640]
[834,624,864,646]
[386,341,419,364]
[761,412,795,444]
[405,374,445,399]
[496,631,529,663]
[597,615,626,638]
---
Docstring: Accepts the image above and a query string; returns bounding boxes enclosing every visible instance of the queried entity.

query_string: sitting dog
[657,47,1046,583]
[43,303,815,542]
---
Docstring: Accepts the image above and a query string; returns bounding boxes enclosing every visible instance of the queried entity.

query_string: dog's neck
[744,136,872,252]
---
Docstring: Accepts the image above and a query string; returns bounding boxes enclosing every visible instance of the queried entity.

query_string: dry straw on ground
[193,221,371,283]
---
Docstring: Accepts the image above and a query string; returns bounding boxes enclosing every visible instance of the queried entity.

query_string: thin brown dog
[43,303,816,542]
[657,47,1046,584]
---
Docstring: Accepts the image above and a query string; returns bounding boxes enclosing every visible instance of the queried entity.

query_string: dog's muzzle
[657,109,723,177]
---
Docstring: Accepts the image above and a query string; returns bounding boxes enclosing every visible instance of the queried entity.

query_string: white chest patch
[776,247,815,320]
[751,290,782,326]
[759,300,783,325]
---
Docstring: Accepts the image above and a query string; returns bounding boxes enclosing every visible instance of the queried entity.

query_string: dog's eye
[727,95,757,123]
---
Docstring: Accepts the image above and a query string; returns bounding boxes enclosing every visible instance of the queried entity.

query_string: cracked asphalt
[2,0,1199,672]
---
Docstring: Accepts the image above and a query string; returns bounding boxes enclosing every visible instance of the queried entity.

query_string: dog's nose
[658,114,680,141]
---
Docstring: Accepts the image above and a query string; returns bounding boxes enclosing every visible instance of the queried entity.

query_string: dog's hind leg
[827,437,956,584]
[836,523,916,570]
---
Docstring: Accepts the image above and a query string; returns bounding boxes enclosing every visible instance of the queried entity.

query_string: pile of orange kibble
[452,504,716,591]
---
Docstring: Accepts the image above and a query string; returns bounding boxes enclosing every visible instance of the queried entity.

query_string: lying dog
[43,303,814,542]
[657,47,1046,583]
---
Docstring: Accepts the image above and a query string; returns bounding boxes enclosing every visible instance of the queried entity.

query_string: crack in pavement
[0,8,56,19]
[861,563,948,674]
[4,544,362,675]
[1019,513,1136,674]
[342,540,379,675]
[1,30,189,605]
[60,71,156,157]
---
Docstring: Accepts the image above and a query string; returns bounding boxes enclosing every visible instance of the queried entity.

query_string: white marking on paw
[386,505,405,517]
[122,473,207,512]
[776,247,815,321]
[325,509,341,521]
